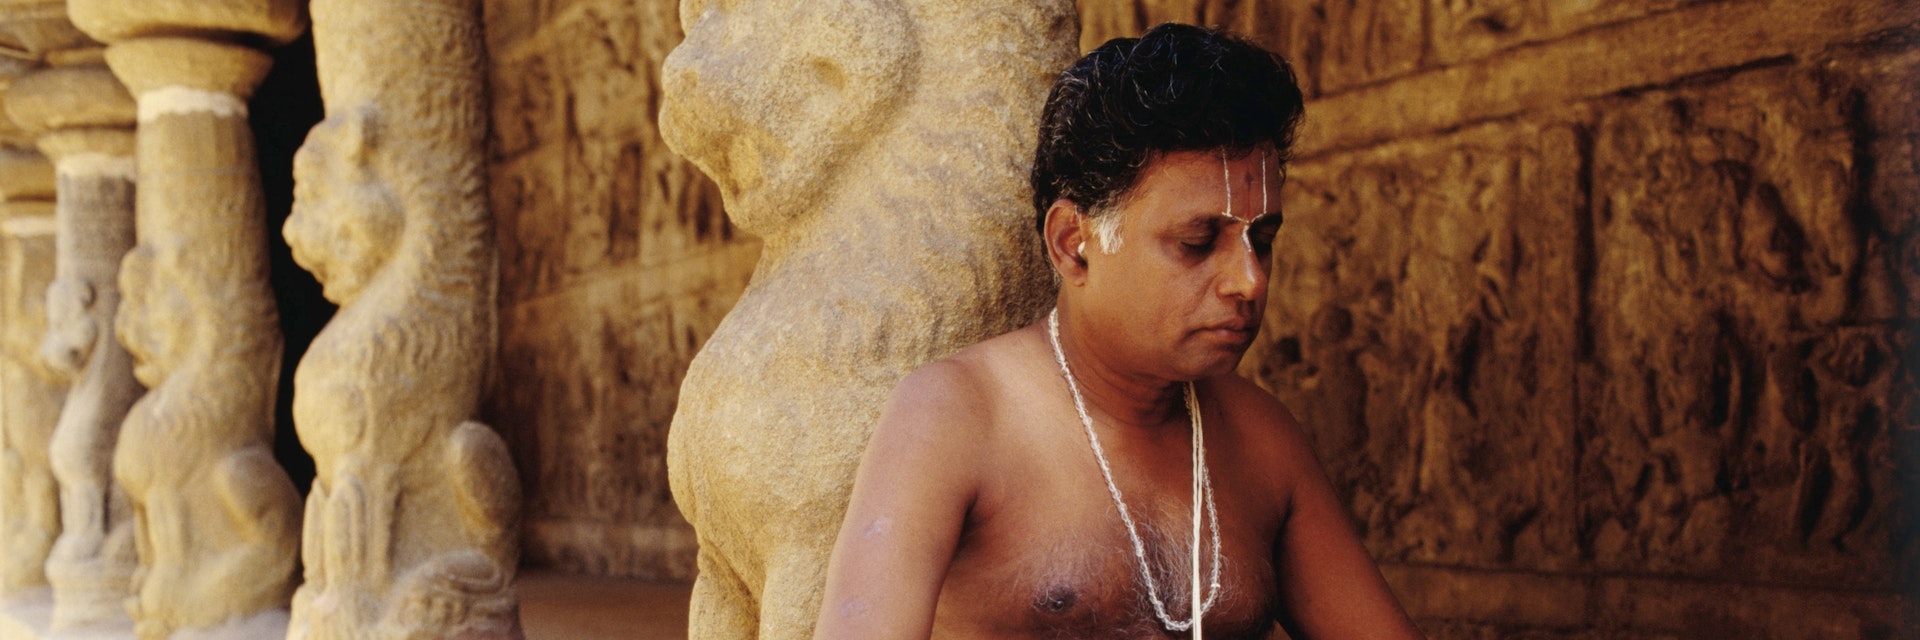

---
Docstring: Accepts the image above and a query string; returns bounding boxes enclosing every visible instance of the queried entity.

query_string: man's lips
[1200,318,1255,332]
[1198,319,1258,341]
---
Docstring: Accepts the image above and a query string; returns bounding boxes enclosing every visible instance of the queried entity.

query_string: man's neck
[1049,306,1188,430]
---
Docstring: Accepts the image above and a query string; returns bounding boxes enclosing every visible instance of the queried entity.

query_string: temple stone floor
[520,570,693,639]
[0,571,692,640]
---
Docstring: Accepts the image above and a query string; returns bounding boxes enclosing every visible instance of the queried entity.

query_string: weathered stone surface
[68,0,304,45]
[0,140,63,597]
[486,0,737,304]
[1381,563,1909,639]
[0,146,52,201]
[1075,0,1269,53]
[1297,0,1920,157]
[286,0,522,637]
[1076,0,1418,96]
[0,228,61,598]
[3,64,132,131]
[482,0,760,580]
[1425,0,1696,67]
[1583,65,1902,588]
[0,0,90,58]
[1233,46,1910,640]
[79,21,304,636]
[1249,120,1584,570]
[494,245,753,580]
[1590,574,1908,639]
[1276,0,1424,94]
[659,0,1073,635]
[1846,47,1920,323]
[4,58,142,631]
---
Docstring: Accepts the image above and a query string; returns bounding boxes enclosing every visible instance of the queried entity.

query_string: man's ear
[1042,199,1089,284]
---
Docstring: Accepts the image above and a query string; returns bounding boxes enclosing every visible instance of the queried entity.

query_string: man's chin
[1176,350,1248,382]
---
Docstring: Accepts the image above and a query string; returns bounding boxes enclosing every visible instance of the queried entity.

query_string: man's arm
[1262,398,1424,640]
[814,362,983,639]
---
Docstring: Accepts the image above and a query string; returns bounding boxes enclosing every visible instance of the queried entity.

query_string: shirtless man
[813,24,1422,639]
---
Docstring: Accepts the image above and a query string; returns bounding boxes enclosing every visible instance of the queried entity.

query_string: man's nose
[1218,240,1267,300]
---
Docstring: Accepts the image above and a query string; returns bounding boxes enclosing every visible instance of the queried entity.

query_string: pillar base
[44,558,131,632]
[0,588,289,640]
[0,587,129,640]
[167,610,288,640]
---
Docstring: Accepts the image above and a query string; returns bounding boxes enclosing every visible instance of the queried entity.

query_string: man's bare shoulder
[879,323,1048,439]
[891,323,1043,405]
[1206,373,1299,425]
[1205,373,1321,482]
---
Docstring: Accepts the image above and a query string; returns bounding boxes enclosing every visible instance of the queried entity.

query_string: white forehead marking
[1214,150,1275,251]
[1220,147,1233,218]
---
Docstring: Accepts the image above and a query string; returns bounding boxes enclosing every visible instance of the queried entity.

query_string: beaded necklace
[1046,309,1221,635]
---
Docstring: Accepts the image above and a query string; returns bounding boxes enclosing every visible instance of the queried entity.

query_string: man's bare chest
[933,470,1281,639]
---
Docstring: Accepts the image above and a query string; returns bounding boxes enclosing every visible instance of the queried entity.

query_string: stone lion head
[660,0,918,234]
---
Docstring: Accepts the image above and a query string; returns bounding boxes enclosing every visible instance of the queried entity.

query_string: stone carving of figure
[62,4,312,634]
[97,34,305,640]
[0,136,65,597]
[5,60,144,628]
[112,222,301,639]
[659,1,1075,636]
[283,0,521,638]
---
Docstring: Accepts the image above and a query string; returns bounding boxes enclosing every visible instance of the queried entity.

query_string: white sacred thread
[1188,360,1205,640]
[138,86,249,123]
[1047,308,1222,634]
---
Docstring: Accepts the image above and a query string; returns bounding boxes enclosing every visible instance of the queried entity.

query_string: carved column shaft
[659,1,1073,635]
[287,0,521,638]
[0,93,64,596]
[2,58,141,630]
[65,2,307,637]
[82,33,300,639]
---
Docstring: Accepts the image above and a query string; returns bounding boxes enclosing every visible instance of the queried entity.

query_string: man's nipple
[1031,584,1079,614]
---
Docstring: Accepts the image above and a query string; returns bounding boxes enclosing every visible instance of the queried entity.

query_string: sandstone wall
[1082,0,1917,637]
[482,0,757,580]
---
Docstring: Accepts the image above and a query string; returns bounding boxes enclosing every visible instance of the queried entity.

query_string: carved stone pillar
[0,42,142,630]
[659,1,1075,635]
[64,2,306,637]
[0,78,65,597]
[285,0,522,638]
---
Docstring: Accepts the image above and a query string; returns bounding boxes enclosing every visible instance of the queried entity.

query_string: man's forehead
[1132,147,1275,185]
[1119,149,1281,219]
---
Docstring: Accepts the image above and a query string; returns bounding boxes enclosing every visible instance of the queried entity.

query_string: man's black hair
[1030,23,1306,234]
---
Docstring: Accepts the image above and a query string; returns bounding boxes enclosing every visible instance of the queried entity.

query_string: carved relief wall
[481,0,758,580]
[1081,0,1917,637]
